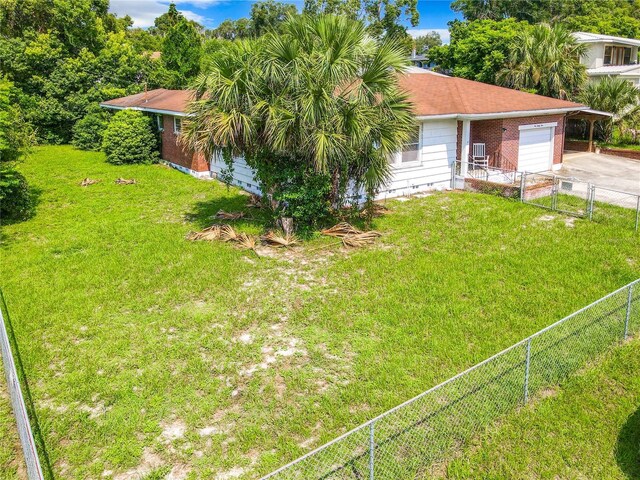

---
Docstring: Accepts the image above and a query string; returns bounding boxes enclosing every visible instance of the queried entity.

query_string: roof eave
[99,104,190,117]
[415,106,586,121]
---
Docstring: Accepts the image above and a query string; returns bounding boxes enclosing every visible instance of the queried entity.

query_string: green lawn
[447,335,640,479]
[1,145,639,479]
[0,366,24,480]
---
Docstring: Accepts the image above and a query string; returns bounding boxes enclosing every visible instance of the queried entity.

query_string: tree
[578,77,640,142]
[498,23,587,100]
[161,19,202,88]
[303,0,419,41]
[152,3,183,35]
[0,78,35,223]
[428,19,529,84]
[102,110,159,165]
[182,15,415,230]
[413,31,441,55]
[0,1,158,143]
[250,1,298,36]
[452,0,640,38]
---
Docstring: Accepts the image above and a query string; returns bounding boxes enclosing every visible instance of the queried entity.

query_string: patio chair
[471,143,489,169]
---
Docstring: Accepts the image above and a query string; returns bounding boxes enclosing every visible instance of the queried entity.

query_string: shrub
[102,110,159,165]
[0,164,35,223]
[72,109,110,151]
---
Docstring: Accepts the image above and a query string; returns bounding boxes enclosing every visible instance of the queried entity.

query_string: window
[173,117,182,134]
[400,125,420,164]
[604,45,633,66]
[156,115,164,131]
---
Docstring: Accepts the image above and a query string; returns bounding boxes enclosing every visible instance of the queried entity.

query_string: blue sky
[109,0,460,42]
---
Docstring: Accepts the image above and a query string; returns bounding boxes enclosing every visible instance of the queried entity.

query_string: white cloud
[407,28,450,45]
[109,0,213,28]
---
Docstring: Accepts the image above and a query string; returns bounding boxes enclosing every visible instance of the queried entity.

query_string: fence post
[551,176,558,211]
[625,284,634,339]
[635,195,639,232]
[523,338,531,404]
[520,173,526,203]
[369,421,375,480]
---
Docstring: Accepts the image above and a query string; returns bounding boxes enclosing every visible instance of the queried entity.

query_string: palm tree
[181,14,415,227]
[498,23,587,100]
[578,76,640,142]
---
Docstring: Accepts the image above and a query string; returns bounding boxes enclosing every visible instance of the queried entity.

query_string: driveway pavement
[557,152,640,195]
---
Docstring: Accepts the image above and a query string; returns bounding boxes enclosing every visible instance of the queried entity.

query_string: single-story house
[100,68,592,199]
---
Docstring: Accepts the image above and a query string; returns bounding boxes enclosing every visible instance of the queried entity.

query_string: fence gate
[521,172,591,218]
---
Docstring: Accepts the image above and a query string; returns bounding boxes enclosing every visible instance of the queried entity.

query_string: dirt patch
[113,447,163,480]
[215,467,245,480]
[160,419,186,442]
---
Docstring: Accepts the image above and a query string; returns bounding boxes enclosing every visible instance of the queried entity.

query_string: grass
[0,365,23,480]
[1,145,638,479]
[447,335,640,479]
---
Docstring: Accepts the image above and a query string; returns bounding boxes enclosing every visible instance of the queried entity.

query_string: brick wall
[564,139,590,152]
[470,119,503,168]
[462,114,567,170]
[161,115,209,172]
[500,114,566,168]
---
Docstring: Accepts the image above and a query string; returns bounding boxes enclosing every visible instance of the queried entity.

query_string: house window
[604,45,632,66]
[400,125,421,164]
[173,117,182,134]
[156,115,164,131]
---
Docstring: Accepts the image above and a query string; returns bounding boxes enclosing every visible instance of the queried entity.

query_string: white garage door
[518,126,554,172]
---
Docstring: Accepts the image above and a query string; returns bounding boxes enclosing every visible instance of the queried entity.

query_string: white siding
[210,156,261,195]
[379,119,457,199]
[208,119,458,200]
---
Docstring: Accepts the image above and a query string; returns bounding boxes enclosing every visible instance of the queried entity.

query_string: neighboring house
[408,49,432,70]
[101,69,589,199]
[574,32,640,88]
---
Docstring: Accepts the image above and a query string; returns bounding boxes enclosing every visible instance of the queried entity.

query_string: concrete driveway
[557,152,640,195]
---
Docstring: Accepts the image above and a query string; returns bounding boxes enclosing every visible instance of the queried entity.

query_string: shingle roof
[100,89,194,115]
[101,74,586,119]
[398,71,585,117]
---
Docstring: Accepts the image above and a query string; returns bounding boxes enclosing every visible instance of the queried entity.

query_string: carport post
[588,119,595,153]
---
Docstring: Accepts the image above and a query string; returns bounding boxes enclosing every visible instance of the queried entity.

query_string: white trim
[99,104,191,117]
[460,119,470,177]
[415,107,585,121]
[160,160,211,179]
[518,122,558,131]
[173,117,182,134]
[395,123,422,168]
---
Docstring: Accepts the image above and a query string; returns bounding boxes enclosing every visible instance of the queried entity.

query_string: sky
[108,0,461,43]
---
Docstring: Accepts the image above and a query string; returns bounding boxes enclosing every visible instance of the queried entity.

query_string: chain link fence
[0,291,46,480]
[262,279,640,479]
[521,172,640,231]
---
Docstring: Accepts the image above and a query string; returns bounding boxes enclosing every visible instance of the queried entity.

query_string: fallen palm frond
[80,178,100,186]
[260,231,299,248]
[220,224,240,242]
[342,231,382,248]
[236,232,258,250]
[115,178,136,185]
[186,225,222,241]
[359,203,389,218]
[247,194,262,208]
[215,210,245,220]
[321,222,363,237]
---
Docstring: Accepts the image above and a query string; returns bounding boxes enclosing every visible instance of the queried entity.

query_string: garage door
[518,126,554,172]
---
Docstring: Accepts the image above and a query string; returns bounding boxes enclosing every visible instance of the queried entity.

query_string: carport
[566,110,613,153]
